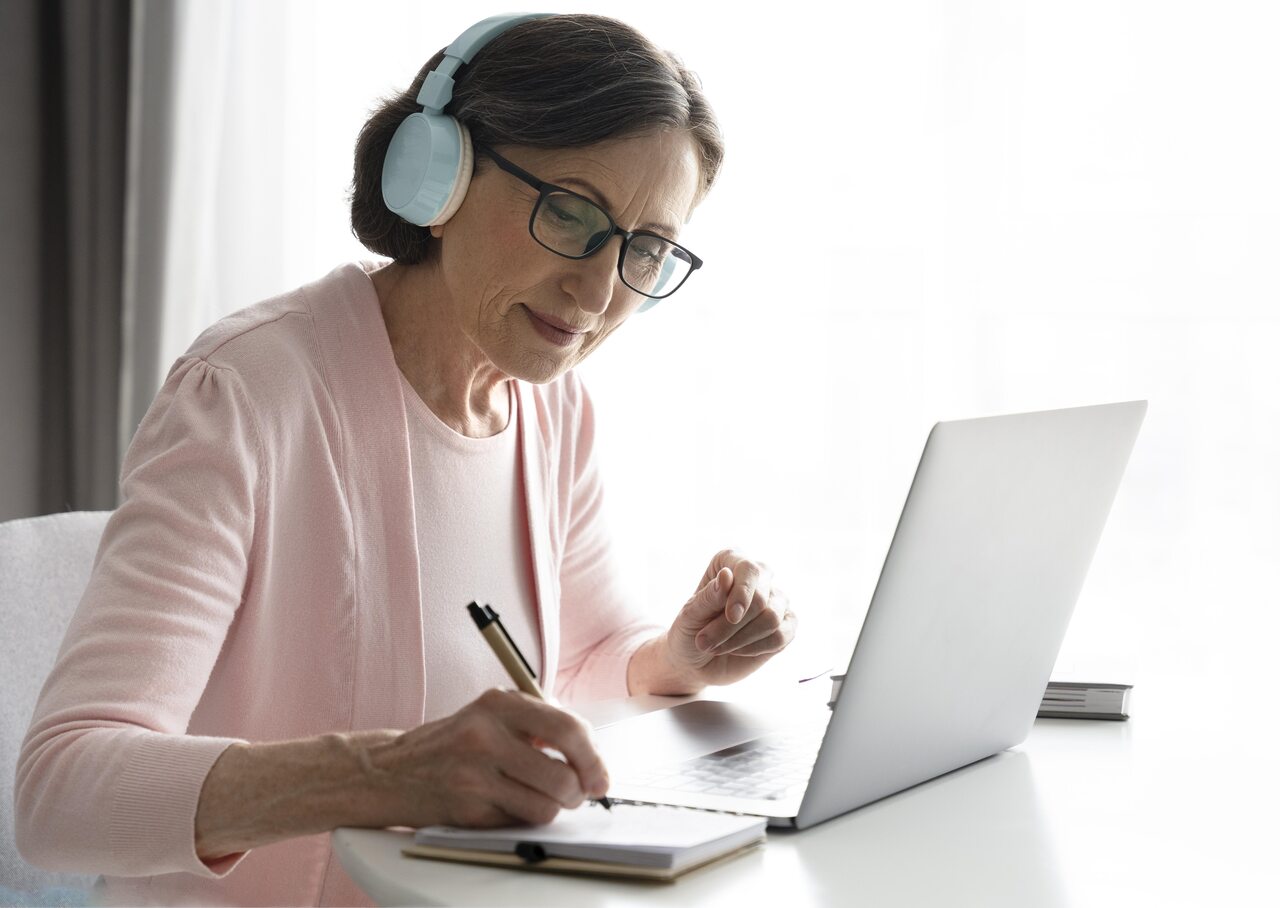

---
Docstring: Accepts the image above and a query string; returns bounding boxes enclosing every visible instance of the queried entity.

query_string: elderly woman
[16,13,795,907]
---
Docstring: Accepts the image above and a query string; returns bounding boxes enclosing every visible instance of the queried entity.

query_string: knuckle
[555,711,590,747]
[552,768,584,806]
[568,711,594,740]
[454,763,487,790]
[477,687,509,710]
[455,722,491,753]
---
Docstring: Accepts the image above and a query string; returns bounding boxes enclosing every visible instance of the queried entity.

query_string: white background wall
[165,0,1279,711]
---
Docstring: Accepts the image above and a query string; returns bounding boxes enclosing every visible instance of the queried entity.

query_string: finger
[487,767,569,827]
[695,592,764,652]
[693,561,772,650]
[698,549,741,591]
[724,561,772,626]
[676,566,734,631]
[713,598,796,656]
[430,751,559,828]
[727,627,795,657]
[495,692,610,798]
[703,589,785,653]
[497,731,592,809]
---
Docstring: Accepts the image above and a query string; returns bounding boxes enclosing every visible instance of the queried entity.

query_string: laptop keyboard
[620,724,826,802]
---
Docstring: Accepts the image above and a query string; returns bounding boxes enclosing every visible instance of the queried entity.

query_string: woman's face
[429,129,703,384]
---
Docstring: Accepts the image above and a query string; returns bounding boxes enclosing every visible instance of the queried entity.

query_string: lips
[525,307,589,334]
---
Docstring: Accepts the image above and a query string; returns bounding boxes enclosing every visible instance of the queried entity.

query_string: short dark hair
[349,14,725,265]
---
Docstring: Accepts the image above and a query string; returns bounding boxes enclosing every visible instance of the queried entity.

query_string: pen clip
[483,604,537,680]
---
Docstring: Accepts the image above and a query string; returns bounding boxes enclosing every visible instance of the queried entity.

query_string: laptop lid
[599,401,1146,829]
[794,399,1146,828]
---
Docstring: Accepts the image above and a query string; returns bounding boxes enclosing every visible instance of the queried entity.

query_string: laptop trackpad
[593,699,790,773]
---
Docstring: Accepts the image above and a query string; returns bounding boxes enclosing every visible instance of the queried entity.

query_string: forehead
[497,131,702,234]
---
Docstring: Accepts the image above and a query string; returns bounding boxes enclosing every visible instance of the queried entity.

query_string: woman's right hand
[364,688,611,828]
[195,688,608,861]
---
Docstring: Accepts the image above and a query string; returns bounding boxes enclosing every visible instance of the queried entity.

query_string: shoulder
[149,261,391,457]
[180,261,381,379]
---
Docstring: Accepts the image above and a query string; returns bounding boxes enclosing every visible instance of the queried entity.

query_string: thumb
[676,567,733,631]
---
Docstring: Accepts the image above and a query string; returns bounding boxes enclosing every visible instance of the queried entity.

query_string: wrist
[335,729,408,826]
[194,730,401,860]
[628,633,704,697]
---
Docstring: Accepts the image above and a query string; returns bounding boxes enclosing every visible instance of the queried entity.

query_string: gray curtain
[0,0,132,520]
[119,0,180,473]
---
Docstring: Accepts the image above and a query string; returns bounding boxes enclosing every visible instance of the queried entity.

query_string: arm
[195,692,611,860]
[552,376,794,701]
[15,358,260,877]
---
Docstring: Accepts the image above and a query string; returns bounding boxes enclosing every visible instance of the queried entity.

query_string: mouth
[522,306,590,348]
[526,307,589,334]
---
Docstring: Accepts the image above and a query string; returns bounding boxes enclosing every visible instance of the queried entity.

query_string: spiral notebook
[404,802,767,881]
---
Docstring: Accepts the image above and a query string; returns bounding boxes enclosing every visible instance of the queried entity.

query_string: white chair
[1,511,111,905]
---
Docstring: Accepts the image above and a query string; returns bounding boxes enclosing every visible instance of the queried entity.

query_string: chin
[505,349,579,385]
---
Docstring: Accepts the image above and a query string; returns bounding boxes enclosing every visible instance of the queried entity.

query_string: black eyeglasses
[475,144,702,300]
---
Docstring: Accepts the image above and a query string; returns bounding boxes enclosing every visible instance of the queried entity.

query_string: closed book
[827,674,1134,720]
[1038,680,1133,719]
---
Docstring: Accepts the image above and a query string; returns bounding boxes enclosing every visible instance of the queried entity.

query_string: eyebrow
[556,176,680,238]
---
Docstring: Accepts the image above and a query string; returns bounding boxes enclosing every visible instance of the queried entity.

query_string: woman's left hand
[661,549,797,688]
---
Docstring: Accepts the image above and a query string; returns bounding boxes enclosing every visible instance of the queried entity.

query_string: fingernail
[713,577,720,593]
[730,603,746,623]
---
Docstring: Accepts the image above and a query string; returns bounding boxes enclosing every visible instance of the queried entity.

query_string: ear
[430,223,445,239]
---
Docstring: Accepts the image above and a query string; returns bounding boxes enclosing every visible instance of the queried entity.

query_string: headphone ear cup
[381,112,472,227]
[429,121,473,228]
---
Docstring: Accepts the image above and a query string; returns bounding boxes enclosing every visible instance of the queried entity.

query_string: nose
[560,239,624,316]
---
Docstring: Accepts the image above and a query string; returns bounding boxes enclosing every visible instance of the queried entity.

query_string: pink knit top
[15,261,662,906]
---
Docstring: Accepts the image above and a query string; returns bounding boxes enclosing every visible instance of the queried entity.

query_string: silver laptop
[596,400,1147,829]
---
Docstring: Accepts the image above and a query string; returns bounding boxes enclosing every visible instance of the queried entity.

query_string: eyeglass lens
[532,191,693,298]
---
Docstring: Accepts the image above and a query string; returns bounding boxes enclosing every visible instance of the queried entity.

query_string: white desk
[334,682,1276,907]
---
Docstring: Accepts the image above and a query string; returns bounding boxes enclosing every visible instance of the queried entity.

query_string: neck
[372,261,511,438]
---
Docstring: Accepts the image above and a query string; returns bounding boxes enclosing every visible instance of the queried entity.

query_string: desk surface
[335,685,1276,907]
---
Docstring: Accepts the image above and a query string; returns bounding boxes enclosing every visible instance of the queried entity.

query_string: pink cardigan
[15,261,662,906]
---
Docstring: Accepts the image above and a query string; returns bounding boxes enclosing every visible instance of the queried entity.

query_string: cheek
[458,214,543,294]
[471,247,546,323]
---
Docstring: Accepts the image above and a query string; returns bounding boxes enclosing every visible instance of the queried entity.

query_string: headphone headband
[417,13,552,115]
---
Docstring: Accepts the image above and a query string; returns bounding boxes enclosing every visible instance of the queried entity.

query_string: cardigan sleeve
[14,356,260,879]
[552,376,664,704]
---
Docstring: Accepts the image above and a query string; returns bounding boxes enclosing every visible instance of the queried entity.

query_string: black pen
[467,602,613,810]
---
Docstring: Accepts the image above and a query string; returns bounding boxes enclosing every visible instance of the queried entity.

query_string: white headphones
[380,13,552,228]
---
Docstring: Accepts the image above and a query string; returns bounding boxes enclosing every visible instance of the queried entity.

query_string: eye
[545,201,582,226]
[630,237,668,264]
